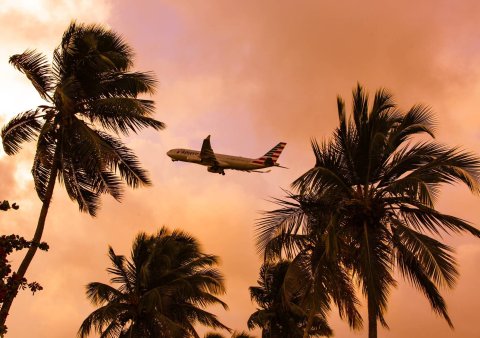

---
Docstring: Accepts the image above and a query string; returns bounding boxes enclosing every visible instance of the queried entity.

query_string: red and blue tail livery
[252,142,287,166]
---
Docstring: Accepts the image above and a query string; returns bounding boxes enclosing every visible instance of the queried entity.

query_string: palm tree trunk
[367,292,377,338]
[302,308,315,338]
[0,158,59,329]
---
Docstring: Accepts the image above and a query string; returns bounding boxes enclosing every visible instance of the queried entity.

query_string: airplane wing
[200,135,219,166]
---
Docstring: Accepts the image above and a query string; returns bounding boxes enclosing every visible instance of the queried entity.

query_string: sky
[0,0,479,337]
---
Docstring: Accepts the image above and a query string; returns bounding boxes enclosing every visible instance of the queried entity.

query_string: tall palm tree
[248,260,337,338]
[0,22,164,327]
[257,84,480,338]
[79,227,229,338]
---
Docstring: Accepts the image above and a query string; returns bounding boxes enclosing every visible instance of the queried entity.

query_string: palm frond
[256,197,307,257]
[31,121,57,201]
[394,232,454,327]
[85,97,164,135]
[392,223,457,288]
[99,320,124,338]
[2,110,44,155]
[205,333,225,338]
[370,88,396,119]
[352,83,369,128]
[76,23,134,72]
[247,309,270,330]
[66,119,124,200]
[107,247,136,293]
[399,202,480,237]
[78,303,130,338]
[96,132,151,187]
[384,144,480,195]
[182,305,231,332]
[86,282,124,306]
[232,331,256,338]
[99,71,157,97]
[389,104,436,149]
[292,139,350,193]
[59,150,100,216]
[9,50,54,100]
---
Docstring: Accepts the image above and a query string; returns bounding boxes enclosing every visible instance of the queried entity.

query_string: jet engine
[207,166,225,175]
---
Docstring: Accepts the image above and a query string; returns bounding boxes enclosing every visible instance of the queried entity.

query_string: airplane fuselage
[167,136,286,175]
[167,149,272,171]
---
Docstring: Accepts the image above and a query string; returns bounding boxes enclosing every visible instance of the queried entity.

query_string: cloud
[1,1,480,337]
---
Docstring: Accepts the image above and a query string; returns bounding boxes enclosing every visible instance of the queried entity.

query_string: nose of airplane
[166,150,173,157]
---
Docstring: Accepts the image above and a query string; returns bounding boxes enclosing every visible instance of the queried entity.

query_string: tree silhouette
[257,84,480,338]
[79,227,229,337]
[248,260,335,338]
[0,22,164,328]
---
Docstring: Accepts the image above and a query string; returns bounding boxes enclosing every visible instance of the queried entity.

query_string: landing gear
[207,166,225,175]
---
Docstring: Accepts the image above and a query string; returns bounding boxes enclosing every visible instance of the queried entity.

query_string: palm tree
[79,227,229,338]
[257,193,365,338]
[257,84,480,338]
[248,260,336,338]
[0,22,164,327]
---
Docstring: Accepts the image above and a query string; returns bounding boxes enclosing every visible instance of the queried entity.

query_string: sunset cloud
[1,1,479,337]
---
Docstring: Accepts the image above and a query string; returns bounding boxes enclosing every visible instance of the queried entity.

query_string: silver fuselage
[167,149,270,170]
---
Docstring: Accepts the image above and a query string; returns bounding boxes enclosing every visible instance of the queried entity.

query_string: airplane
[166,135,287,175]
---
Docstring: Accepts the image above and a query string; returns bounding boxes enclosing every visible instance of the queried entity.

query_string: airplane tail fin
[252,142,287,166]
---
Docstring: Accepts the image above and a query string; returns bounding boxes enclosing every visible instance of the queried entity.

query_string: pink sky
[0,1,479,337]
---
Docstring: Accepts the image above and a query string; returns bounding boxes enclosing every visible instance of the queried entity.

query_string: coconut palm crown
[2,21,164,215]
[79,228,229,338]
[257,84,480,338]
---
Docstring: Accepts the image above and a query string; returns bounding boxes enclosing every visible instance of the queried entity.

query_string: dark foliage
[0,202,48,336]
[257,84,480,338]
[79,227,229,338]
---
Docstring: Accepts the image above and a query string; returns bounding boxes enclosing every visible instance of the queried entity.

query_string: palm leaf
[78,303,130,338]
[58,149,100,215]
[85,97,164,135]
[99,320,124,338]
[9,50,54,100]
[256,197,307,257]
[86,282,124,306]
[107,247,136,293]
[99,71,157,97]
[388,104,436,149]
[394,234,453,327]
[293,139,350,192]
[399,202,480,237]
[31,121,57,201]
[205,333,225,338]
[97,132,151,187]
[2,110,44,155]
[67,119,124,200]
[392,223,457,288]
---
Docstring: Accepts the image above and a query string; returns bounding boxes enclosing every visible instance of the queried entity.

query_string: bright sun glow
[0,0,111,159]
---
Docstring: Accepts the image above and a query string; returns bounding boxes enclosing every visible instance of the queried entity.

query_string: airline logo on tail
[252,142,287,166]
